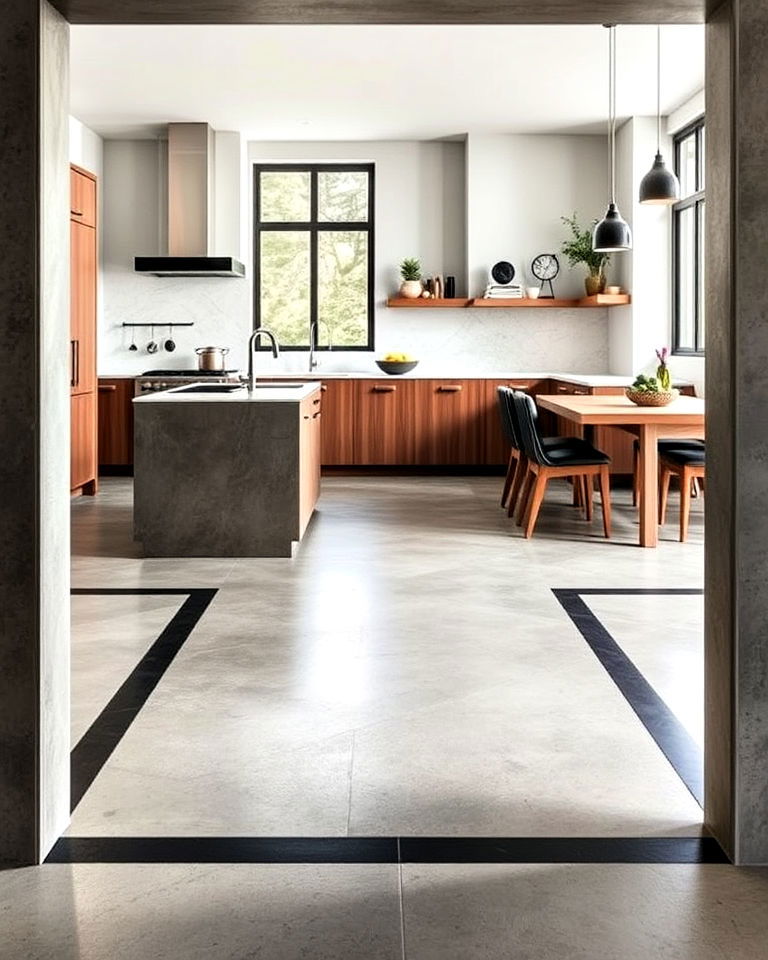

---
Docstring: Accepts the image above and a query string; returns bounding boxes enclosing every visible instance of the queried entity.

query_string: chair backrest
[511,391,550,466]
[496,386,518,447]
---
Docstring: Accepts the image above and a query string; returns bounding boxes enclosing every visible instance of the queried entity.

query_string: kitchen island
[132,382,321,557]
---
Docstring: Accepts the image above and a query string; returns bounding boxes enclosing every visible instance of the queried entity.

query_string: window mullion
[310,170,318,339]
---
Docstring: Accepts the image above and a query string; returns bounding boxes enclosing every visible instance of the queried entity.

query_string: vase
[400,280,423,299]
[585,274,601,296]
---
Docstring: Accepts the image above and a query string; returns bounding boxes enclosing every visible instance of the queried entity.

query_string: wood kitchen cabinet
[98,379,134,467]
[71,392,97,494]
[299,392,322,535]
[416,379,484,465]
[319,380,357,465]
[70,164,98,496]
[355,379,418,465]
[482,379,540,465]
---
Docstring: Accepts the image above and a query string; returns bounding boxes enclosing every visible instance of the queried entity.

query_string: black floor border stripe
[45,835,726,865]
[553,588,703,807]
[70,588,217,812]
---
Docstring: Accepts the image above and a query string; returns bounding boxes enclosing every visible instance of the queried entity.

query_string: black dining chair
[511,391,612,539]
[632,438,705,505]
[659,443,706,542]
[497,387,584,519]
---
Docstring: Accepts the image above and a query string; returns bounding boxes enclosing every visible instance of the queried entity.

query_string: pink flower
[655,346,668,363]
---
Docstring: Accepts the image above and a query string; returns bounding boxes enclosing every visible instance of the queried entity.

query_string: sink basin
[251,383,307,389]
[172,383,245,394]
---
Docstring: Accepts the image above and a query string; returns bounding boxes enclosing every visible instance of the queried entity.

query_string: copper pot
[195,346,229,371]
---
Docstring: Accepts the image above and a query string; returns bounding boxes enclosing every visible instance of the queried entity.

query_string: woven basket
[625,388,679,407]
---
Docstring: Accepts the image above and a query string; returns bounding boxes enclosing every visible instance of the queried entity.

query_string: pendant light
[639,26,680,204]
[593,25,632,253]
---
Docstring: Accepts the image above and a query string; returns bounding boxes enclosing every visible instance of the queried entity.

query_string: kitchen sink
[172,383,245,394]
[251,383,307,389]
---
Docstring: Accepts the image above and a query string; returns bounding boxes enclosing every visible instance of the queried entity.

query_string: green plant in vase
[560,213,611,296]
[655,346,671,390]
[399,257,423,299]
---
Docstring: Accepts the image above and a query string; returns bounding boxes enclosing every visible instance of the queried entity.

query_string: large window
[253,164,374,350]
[672,118,705,355]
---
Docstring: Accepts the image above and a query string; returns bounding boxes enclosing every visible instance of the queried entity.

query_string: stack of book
[483,283,524,299]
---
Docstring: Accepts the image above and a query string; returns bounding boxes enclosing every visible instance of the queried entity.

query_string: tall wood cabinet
[70,165,98,495]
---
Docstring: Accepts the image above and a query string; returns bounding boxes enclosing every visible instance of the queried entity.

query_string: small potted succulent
[399,257,423,299]
[561,213,610,296]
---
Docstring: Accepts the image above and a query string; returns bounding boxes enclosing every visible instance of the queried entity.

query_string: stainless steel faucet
[309,320,332,372]
[246,327,280,391]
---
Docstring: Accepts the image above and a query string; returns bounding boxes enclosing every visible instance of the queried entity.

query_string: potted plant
[560,214,610,296]
[399,257,423,299]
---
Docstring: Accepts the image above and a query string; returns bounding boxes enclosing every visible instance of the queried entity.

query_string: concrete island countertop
[132,382,321,403]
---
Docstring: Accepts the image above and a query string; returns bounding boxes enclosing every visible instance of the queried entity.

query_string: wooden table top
[536,394,705,426]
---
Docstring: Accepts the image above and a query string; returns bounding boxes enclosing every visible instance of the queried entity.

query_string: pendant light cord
[656,25,661,152]
[608,25,617,204]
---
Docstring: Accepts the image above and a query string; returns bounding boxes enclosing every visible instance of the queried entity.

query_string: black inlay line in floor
[46,835,726,865]
[69,588,217,812]
[553,588,703,807]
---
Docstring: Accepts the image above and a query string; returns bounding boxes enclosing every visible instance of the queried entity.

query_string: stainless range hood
[135,123,245,278]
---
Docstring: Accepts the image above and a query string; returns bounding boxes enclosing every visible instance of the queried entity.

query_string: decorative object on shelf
[434,274,444,299]
[525,286,541,300]
[399,257,423,299]
[561,213,610,296]
[445,276,456,299]
[639,26,680,205]
[626,371,678,407]
[594,25,632,252]
[490,261,515,285]
[605,285,621,295]
[421,290,431,299]
[530,254,559,299]
[376,352,419,375]
[655,346,671,390]
[484,283,524,299]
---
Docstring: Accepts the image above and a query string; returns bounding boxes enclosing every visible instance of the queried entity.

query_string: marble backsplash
[101,265,610,377]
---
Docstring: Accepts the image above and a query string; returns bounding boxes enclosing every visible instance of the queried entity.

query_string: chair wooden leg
[524,470,550,539]
[516,468,535,526]
[582,475,593,522]
[500,450,516,507]
[691,476,701,499]
[659,466,672,526]
[598,465,611,538]
[632,443,639,507]
[507,455,527,518]
[572,477,582,507]
[679,466,692,542]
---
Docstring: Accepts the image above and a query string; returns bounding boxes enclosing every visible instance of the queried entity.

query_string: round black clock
[530,254,560,298]
[490,261,515,285]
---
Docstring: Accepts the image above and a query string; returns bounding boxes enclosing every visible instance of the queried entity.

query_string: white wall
[98,135,612,377]
[466,134,609,298]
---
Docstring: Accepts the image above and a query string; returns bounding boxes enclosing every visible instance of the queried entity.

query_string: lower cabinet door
[320,379,356,465]
[98,379,134,466]
[71,391,97,491]
[418,380,484,465]
[354,380,418,465]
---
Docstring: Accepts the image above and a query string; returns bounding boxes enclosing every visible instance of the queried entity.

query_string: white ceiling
[70,24,704,141]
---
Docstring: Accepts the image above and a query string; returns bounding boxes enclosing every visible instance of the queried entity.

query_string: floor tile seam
[397,840,408,960]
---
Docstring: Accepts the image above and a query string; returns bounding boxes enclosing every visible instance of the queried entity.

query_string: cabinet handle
[573,389,589,395]
[71,209,83,216]
[321,385,328,392]
[313,411,321,419]
[556,385,569,393]
[313,397,321,405]
[438,385,463,393]
[508,383,530,390]
[372,385,396,393]
[98,384,117,392]
[70,340,80,388]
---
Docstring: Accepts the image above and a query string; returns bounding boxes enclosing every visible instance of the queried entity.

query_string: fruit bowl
[625,387,679,407]
[375,359,419,375]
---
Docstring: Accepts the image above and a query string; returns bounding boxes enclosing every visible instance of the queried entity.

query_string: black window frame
[253,162,375,351]
[672,117,705,357]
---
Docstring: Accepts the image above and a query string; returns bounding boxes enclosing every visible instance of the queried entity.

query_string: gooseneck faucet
[309,319,333,372]
[246,327,280,391]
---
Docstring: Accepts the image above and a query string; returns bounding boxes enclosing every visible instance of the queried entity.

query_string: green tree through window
[254,164,374,350]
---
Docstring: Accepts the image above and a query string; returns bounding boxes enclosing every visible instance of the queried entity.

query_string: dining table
[535,394,705,547]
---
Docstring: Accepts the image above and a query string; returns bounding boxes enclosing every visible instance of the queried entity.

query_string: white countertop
[133,382,321,404]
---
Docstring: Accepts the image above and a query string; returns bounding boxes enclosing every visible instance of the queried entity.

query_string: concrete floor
[4,475,768,958]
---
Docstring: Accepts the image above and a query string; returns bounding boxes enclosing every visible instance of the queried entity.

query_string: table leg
[638,425,659,547]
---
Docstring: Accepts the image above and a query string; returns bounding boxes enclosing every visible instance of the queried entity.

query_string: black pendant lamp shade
[639,152,680,204]
[594,25,632,254]
[593,202,633,252]
[639,27,680,205]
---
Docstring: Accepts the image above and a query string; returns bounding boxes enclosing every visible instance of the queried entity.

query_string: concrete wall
[0,0,70,865]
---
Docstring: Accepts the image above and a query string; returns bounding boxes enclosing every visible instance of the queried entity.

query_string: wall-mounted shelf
[386,298,472,308]
[121,322,195,327]
[386,294,631,309]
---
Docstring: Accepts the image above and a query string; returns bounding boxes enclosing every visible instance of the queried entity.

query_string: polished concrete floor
[4,475,768,958]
